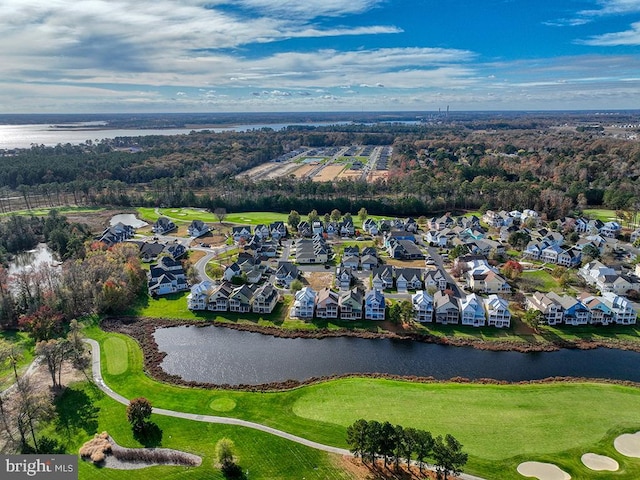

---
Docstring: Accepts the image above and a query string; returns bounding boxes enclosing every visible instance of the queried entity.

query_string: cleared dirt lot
[302,271,335,290]
[313,164,345,182]
[293,164,317,179]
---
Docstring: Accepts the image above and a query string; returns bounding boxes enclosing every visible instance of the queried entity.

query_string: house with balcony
[527,292,563,325]
[316,288,339,319]
[547,292,590,326]
[434,291,459,324]
[252,284,279,314]
[460,294,486,327]
[483,295,511,328]
[364,289,386,320]
[291,287,316,319]
[339,288,363,320]
[229,284,254,313]
[412,290,434,323]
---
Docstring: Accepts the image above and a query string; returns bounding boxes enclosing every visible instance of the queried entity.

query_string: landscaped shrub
[79,432,112,463]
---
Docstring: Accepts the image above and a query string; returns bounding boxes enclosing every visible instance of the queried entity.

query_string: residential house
[186,280,214,310]
[316,288,339,319]
[395,268,423,292]
[631,228,640,244]
[459,294,486,327]
[254,224,270,240]
[188,220,210,238]
[152,217,176,235]
[372,265,394,291]
[339,288,363,320]
[467,268,511,294]
[98,222,134,246]
[269,221,287,240]
[540,244,563,264]
[312,221,324,236]
[387,238,424,260]
[425,230,449,248]
[556,248,582,268]
[484,295,511,328]
[228,284,254,313]
[297,221,312,237]
[275,261,299,288]
[404,217,418,233]
[412,290,434,323]
[232,226,252,243]
[295,238,330,264]
[423,268,448,292]
[343,245,360,257]
[340,218,355,236]
[600,221,621,238]
[335,265,355,290]
[362,218,379,236]
[252,284,279,314]
[364,289,386,320]
[527,292,563,325]
[601,292,637,325]
[434,291,459,324]
[360,254,379,271]
[148,257,188,296]
[223,262,242,281]
[206,282,234,311]
[574,217,590,233]
[291,287,316,319]
[547,292,590,326]
[578,293,613,326]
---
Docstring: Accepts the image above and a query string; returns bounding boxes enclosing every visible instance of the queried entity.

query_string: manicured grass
[87,326,640,479]
[103,337,129,375]
[583,208,621,223]
[42,382,353,480]
[519,269,562,293]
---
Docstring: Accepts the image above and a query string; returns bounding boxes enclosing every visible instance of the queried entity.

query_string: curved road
[84,338,486,480]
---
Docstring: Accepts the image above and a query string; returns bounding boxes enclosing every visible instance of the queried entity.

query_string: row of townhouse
[482,209,539,228]
[385,234,424,260]
[579,261,640,296]
[362,217,418,236]
[527,291,637,326]
[569,217,622,238]
[148,256,189,296]
[428,214,481,232]
[187,280,280,314]
[412,290,511,328]
[371,265,448,292]
[294,237,331,264]
[223,252,267,284]
[523,240,582,267]
[290,287,386,321]
[297,218,355,237]
[340,245,380,270]
[232,221,288,243]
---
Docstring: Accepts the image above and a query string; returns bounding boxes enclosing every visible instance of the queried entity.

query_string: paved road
[84,338,486,480]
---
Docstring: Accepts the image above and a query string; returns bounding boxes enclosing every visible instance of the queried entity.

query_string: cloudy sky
[1,0,640,112]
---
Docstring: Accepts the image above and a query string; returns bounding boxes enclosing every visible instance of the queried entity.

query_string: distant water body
[0,121,349,149]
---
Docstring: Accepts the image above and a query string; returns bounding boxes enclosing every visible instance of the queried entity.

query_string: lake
[8,243,59,276]
[0,121,350,149]
[154,325,640,386]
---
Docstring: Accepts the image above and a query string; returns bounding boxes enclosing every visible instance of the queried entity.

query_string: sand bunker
[614,431,640,458]
[581,453,619,471]
[517,461,570,480]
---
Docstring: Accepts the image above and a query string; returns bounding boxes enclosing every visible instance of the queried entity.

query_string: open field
[0,206,106,218]
[519,269,563,293]
[583,208,639,228]
[313,164,345,182]
[85,326,640,479]
[292,163,316,178]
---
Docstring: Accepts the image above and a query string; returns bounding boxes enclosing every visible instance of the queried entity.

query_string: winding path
[84,338,485,480]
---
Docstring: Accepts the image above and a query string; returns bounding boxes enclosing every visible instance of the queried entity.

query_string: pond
[8,243,59,276]
[109,214,148,229]
[154,325,640,386]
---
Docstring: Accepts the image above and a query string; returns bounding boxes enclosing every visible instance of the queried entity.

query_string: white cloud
[219,0,385,18]
[579,0,640,16]
[579,21,640,45]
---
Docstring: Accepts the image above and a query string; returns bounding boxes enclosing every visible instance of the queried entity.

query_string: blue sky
[1,0,639,112]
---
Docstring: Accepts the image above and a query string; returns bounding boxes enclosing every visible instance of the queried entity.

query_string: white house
[291,287,316,319]
[601,292,637,325]
[186,280,214,310]
[188,220,210,238]
[460,294,486,327]
[483,295,511,328]
[364,289,386,320]
[411,290,433,323]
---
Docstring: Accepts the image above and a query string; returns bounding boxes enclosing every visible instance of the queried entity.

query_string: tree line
[346,419,468,479]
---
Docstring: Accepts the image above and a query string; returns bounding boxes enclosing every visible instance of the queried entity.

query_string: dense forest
[1,113,640,220]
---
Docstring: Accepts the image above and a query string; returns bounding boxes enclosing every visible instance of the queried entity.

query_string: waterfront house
[339,288,363,320]
[547,292,590,326]
[483,295,511,328]
[252,284,279,314]
[434,291,459,324]
[291,287,316,319]
[229,284,254,313]
[460,294,486,327]
[316,288,339,319]
[411,290,434,323]
[364,289,386,320]
[527,292,563,325]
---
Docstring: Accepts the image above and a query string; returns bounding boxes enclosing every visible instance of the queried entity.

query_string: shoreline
[101,316,640,392]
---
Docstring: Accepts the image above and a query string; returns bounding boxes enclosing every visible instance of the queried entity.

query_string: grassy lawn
[519,269,562,293]
[583,208,620,223]
[42,382,353,480]
[85,326,640,479]
[0,331,35,389]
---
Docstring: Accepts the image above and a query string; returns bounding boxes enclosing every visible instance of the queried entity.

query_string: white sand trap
[614,431,640,457]
[581,453,619,471]
[517,461,571,480]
